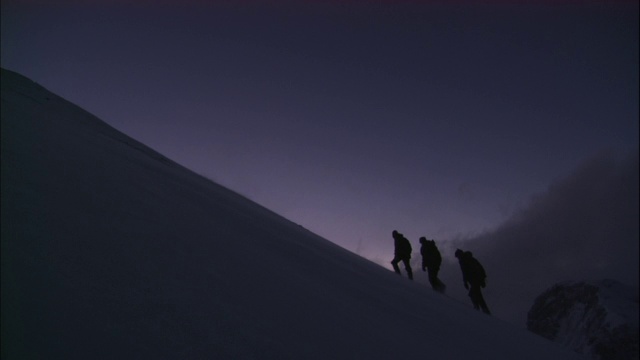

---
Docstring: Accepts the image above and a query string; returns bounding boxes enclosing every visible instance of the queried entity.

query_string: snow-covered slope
[1,68,582,359]
[528,280,639,360]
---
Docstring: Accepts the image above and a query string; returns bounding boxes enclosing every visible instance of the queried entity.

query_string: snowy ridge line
[1,67,583,359]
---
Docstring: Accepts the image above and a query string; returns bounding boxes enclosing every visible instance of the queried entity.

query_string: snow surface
[1,68,584,359]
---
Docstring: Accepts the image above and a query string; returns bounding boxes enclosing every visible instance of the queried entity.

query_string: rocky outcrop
[527,279,638,360]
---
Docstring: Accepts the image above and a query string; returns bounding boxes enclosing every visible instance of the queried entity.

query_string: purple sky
[2,0,638,275]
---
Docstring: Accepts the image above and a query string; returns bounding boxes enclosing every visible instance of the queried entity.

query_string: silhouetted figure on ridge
[455,249,490,314]
[391,230,413,280]
[420,237,446,293]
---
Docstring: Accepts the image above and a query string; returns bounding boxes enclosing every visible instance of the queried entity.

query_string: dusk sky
[2,0,638,315]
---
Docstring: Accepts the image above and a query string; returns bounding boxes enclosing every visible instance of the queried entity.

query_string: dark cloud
[440,150,639,326]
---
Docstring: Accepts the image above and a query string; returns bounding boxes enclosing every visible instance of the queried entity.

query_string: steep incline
[1,68,580,359]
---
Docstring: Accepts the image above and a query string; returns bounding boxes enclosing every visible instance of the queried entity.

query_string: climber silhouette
[455,249,490,314]
[420,237,446,293]
[391,230,413,280]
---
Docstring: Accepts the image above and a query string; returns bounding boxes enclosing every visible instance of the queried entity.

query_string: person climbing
[420,237,446,293]
[391,230,413,280]
[455,249,490,314]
